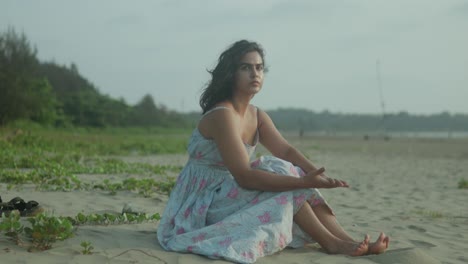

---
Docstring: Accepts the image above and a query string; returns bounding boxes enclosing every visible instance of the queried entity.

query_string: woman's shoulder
[202,104,233,119]
[198,105,237,137]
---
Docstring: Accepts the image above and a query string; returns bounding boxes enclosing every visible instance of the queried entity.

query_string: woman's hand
[303,167,349,188]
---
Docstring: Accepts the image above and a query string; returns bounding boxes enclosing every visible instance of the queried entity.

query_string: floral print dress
[157,108,333,264]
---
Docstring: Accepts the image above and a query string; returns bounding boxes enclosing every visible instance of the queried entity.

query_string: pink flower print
[192,232,207,243]
[187,246,194,252]
[298,168,306,177]
[311,197,324,206]
[191,177,197,185]
[184,207,192,218]
[250,159,261,168]
[218,237,232,247]
[215,160,225,166]
[289,165,298,176]
[251,196,259,205]
[274,195,288,205]
[198,204,208,215]
[257,211,271,224]
[278,233,287,249]
[170,217,175,225]
[195,151,204,160]
[176,227,185,235]
[257,240,266,255]
[242,251,254,260]
[293,193,306,206]
[227,187,239,199]
[199,179,207,190]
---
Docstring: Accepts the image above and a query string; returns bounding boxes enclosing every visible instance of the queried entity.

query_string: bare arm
[198,109,344,191]
[258,109,349,187]
[258,109,317,172]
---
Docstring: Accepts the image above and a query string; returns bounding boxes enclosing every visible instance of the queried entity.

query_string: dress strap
[202,106,231,117]
[256,106,260,129]
[254,106,260,144]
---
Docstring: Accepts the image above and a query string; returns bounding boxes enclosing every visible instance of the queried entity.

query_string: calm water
[284,130,468,139]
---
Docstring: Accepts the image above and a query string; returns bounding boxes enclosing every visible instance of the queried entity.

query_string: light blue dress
[157,108,333,263]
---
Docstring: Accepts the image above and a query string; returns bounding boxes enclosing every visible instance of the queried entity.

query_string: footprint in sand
[407,225,426,233]
[352,222,369,227]
[409,240,436,248]
[366,248,440,264]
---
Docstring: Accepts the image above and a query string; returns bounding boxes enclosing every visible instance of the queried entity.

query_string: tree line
[267,108,468,133]
[0,27,190,128]
[1,27,467,132]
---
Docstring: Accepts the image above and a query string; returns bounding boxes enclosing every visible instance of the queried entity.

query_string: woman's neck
[227,97,252,117]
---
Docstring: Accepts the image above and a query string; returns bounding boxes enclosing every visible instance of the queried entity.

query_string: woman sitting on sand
[157,40,389,263]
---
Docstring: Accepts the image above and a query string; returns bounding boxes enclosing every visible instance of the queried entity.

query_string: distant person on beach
[157,40,389,263]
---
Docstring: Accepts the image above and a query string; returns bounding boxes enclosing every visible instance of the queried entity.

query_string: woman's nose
[251,68,261,78]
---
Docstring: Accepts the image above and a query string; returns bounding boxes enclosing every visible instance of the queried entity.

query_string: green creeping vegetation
[458,179,468,189]
[0,211,161,251]
[0,211,23,245]
[80,241,94,255]
[0,156,178,195]
[1,125,191,156]
[26,213,74,250]
[68,211,161,226]
[0,127,183,252]
[0,128,184,195]
[0,211,73,250]
[413,209,444,219]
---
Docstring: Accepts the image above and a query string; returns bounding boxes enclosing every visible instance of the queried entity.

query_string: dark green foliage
[0,27,62,126]
[38,62,133,127]
[0,27,192,128]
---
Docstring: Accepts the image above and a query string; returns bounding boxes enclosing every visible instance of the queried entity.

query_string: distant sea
[387,131,468,139]
[285,130,468,139]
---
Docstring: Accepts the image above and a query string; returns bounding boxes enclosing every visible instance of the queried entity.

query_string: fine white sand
[1,136,467,264]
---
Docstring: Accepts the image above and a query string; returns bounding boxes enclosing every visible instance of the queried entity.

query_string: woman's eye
[256,65,264,71]
[240,65,249,71]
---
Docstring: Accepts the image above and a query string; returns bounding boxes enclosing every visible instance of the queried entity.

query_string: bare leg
[293,202,369,256]
[312,204,357,242]
[312,203,389,255]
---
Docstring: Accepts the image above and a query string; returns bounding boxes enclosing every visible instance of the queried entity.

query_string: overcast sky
[2,0,467,114]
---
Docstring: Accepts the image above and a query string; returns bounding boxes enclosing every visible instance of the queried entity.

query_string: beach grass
[458,179,468,189]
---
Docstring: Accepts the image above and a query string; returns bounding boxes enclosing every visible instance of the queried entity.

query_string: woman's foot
[328,235,370,256]
[367,232,389,255]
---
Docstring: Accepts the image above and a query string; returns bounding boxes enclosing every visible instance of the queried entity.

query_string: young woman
[157,40,389,263]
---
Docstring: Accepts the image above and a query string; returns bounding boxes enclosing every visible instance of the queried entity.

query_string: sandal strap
[0,202,15,211]
[8,197,27,211]
[25,201,39,210]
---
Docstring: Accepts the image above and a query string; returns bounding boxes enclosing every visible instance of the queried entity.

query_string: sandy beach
[1,135,467,264]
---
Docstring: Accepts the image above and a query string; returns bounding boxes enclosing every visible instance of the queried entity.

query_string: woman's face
[233,51,264,95]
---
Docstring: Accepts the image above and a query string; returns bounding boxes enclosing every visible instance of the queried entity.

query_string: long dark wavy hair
[199,40,267,114]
